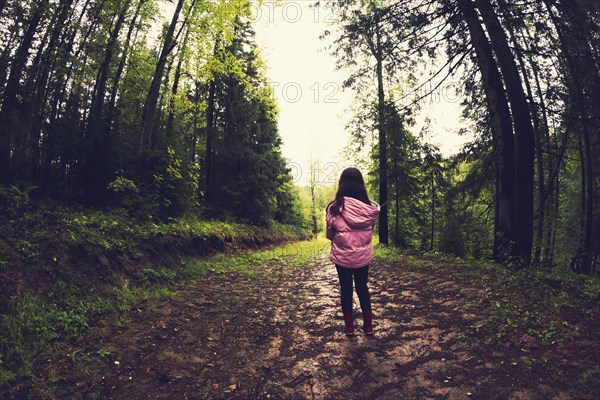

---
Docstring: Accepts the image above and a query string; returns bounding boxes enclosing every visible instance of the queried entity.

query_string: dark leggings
[335,264,371,313]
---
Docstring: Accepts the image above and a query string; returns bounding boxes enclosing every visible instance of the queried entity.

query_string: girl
[326,167,380,336]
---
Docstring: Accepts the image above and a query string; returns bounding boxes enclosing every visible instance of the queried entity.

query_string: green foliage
[581,368,600,385]
[0,205,308,384]
[109,285,176,313]
[274,178,305,226]
[16,295,88,341]
[0,281,176,386]
[438,147,494,259]
[0,184,38,217]
[107,171,148,215]
[14,240,40,263]
[96,349,111,358]
[185,239,328,278]
[297,181,337,236]
[153,146,200,220]
[374,245,596,348]
[0,0,301,232]
[201,20,303,225]
[108,173,139,195]
[0,293,89,385]
[0,367,17,387]
[61,206,309,255]
[142,267,177,285]
[0,184,34,205]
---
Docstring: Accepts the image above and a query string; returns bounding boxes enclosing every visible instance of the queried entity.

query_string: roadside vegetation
[0,200,310,388]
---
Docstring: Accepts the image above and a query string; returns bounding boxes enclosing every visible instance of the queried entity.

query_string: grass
[184,238,329,278]
[581,367,600,385]
[62,209,309,251]
[0,202,311,391]
[1,198,312,395]
[0,282,176,387]
[1,237,319,391]
[373,244,599,346]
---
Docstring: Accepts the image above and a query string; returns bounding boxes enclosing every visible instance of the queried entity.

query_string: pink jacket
[326,196,380,268]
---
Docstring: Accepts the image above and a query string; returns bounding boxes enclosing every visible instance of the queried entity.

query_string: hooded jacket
[326,196,380,268]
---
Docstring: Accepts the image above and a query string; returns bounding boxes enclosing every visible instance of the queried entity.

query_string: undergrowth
[0,240,325,389]
[374,244,599,347]
[0,281,176,387]
[62,209,308,251]
[0,202,310,390]
[184,238,328,278]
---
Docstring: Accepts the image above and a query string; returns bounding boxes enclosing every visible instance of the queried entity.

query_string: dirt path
[27,251,597,399]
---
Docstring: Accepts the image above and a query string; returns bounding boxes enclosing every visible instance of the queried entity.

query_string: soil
[6,251,600,399]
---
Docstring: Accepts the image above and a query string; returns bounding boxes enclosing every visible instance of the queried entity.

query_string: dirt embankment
[0,207,308,307]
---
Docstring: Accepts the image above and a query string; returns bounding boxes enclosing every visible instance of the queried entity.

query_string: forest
[0,0,599,273]
[1,0,598,274]
[0,0,303,225]
[319,0,600,273]
[1,0,600,397]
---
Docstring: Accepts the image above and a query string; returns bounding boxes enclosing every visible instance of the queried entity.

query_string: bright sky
[251,1,472,185]
[251,1,355,186]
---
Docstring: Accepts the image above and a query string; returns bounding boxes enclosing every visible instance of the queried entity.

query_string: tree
[139,0,188,177]
[0,0,49,183]
[421,142,446,251]
[329,0,411,245]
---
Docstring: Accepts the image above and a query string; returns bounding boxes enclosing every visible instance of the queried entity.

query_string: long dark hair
[327,167,371,216]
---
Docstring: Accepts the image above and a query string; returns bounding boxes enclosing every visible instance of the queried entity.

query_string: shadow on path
[44,253,593,400]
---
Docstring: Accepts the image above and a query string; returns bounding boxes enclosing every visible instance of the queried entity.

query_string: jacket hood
[341,196,380,229]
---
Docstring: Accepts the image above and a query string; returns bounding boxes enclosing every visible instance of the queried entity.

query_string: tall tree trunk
[520,25,554,268]
[14,5,53,183]
[108,0,145,115]
[49,0,101,125]
[576,133,586,241]
[205,79,216,201]
[190,82,200,164]
[476,0,535,267]
[0,29,20,95]
[139,0,185,175]
[430,171,435,251]
[503,12,545,267]
[29,0,74,183]
[310,162,318,238]
[108,0,146,172]
[0,0,48,183]
[549,171,559,267]
[394,146,400,247]
[457,0,515,263]
[166,26,190,138]
[85,1,129,200]
[374,26,388,245]
[544,0,595,274]
[151,55,176,149]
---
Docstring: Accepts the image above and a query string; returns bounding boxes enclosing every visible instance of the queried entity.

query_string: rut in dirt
[49,252,589,400]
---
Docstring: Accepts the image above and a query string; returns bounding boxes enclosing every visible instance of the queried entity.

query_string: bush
[107,171,158,221]
[152,146,200,221]
[142,267,177,285]
[0,184,37,217]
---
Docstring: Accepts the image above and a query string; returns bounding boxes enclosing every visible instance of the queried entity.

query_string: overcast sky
[251,1,355,185]
[251,1,472,185]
